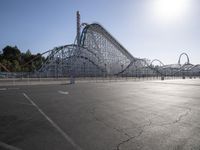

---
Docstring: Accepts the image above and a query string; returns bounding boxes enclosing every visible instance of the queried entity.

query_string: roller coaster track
[115,59,164,76]
[36,44,105,74]
[80,23,144,75]
[0,63,10,72]
[10,22,199,78]
[80,23,136,62]
[36,23,138,76]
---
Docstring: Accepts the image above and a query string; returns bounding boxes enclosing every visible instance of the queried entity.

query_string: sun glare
[152,0,190,22]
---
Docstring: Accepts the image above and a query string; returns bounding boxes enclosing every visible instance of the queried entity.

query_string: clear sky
[0,0,199,64]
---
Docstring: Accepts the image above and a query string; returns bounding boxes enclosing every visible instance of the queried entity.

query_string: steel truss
[34,23,200,78]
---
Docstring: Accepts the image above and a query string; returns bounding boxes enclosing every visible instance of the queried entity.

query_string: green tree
[12,60,21,72]
[25,49,31,56]
[1,45,45,72]
[2,46,21,61]
[0,52,3,61]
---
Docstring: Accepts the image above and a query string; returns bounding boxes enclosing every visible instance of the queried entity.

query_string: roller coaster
[1,12,200,78]
[32,22,200,78]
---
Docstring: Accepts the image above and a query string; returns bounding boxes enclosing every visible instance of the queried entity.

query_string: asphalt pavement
[0,79,200,150]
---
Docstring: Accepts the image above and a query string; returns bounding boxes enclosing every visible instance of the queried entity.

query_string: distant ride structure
[33,12,200,78]
[1,12,200,78]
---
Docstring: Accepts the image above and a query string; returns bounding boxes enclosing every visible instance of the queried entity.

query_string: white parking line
[8,87,19,90]
[58,91,69,95]
[22,93,83,150]
[0,141,22,150]
[0,87,19,91]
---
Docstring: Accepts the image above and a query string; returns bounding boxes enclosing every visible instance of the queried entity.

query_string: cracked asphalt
[0,79,200,150]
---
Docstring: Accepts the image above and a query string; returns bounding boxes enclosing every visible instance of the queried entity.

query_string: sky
[0,0,200,64]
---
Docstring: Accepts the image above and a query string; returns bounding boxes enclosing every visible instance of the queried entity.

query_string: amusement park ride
[1,11,200,78]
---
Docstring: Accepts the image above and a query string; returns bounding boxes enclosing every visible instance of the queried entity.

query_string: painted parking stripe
[8,87,19,90]
[0,88,19,91]
[0,141,22,150]
[22,93,82,150]
[58,91,69,95]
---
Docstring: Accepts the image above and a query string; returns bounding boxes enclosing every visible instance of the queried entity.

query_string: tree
[0,52,2,61]
[2,45,21,61]
[1,45,45,72]
[25,49,31,57]
[12,60,21,72]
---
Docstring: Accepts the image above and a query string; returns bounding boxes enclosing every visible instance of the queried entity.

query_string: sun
[152,0,189,22]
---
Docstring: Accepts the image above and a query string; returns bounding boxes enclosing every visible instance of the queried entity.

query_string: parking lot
[0,79,200,150]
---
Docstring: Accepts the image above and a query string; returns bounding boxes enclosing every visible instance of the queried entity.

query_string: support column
[76,11,80,46]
